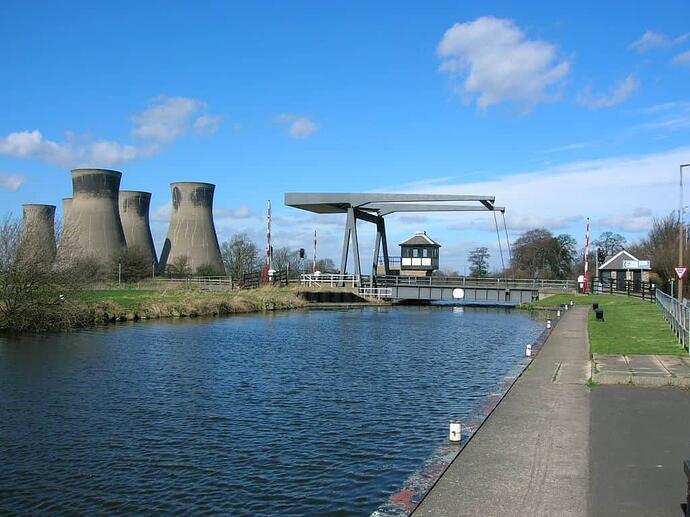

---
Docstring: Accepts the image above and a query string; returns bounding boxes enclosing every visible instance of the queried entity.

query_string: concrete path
[590,385,690,517]
[593,354,690,387]
[413,306,591,517]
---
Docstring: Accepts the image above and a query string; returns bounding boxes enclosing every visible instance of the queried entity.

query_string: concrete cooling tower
[69,168,126,262]
[159,182,225,275]
[21,204,57,262]
[119,191,157,267]
[62,198,73,227]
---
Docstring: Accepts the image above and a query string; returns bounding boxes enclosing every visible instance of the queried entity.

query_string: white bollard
[546,320,552,329]
[557,309,561,318]
[449,420,462,443]
[565,304,569,311]
[570,300,574,306]
[525,344,532,357]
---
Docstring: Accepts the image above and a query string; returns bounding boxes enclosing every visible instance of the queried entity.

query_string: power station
[159,182,225,275]
[119,191,157,267]
[69,168,127,262]
[21,204,57,262]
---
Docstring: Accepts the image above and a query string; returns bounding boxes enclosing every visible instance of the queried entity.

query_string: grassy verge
[527,294,684,356]
[69,285,308,327]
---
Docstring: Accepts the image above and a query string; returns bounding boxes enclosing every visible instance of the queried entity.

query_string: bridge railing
[373,275,572,290]
[300,273,360,288]
[359,287,393,299]
[655,290,690,352]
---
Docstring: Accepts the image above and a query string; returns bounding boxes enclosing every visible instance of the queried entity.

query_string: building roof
[598,250,651,270]
[399,231,441,247]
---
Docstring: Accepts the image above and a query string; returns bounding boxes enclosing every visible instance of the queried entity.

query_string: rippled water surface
[0,306,543,515]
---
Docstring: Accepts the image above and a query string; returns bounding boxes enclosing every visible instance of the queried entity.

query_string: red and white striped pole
[583,217,590,294]
[266,200,273,270]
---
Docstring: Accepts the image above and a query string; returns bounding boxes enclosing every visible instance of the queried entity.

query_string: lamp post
[679,163,690,300]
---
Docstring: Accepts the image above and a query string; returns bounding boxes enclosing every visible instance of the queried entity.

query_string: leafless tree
[0,213,86,331]
[220,233,261,280]
[167,255,192,278]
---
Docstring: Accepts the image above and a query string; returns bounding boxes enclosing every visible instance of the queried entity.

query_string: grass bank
[528,294,684,355]
[74,285,307,324]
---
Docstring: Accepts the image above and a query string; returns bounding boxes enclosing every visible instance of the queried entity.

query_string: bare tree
[635,212,678,291]
[314,258,336,273]
[167,255,192,278]
[120,246,154,282]
[220,233,261,280]
[593,231,627,260]
[0,213,86,331]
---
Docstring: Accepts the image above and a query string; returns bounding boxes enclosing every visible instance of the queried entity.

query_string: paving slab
[590,385,690,517]
[413,306,590,517]
[593,354,690,386]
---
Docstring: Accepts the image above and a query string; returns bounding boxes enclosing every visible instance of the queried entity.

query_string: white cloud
[392,146,690,240]
[0,96,220,168]
[132,96,221,143]
[215,206,253,219]
[0,173,25,191]
[640,100,690,132]
[193,114,223,135]
[0,129,159,167]
[542,142,590,154]
[577,74,639,109]
[673,50,690,67]
[436,16,570,110]
[630,30,689,52]
[275,113,320,139]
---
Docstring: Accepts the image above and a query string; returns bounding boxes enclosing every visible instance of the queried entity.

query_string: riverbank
[0,285,309,333]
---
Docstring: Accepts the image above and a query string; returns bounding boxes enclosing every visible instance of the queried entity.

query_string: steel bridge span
[301,274,574,305]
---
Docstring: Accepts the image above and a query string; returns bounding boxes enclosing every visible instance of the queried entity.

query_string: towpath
[413,305,591,517]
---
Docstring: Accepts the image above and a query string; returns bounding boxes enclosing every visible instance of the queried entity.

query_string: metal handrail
[300,273,360,288]
[656,290,690,352]
[359,287,393,299]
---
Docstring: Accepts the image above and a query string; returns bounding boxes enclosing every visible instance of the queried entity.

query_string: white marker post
[449,420,462,443]
[547,320,552,329]
[525,344,532,357]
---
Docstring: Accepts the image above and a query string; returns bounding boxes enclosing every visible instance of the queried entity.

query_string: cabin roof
[399,231,441,247]
[598,250,651,270]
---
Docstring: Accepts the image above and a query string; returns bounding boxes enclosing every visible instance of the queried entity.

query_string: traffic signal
[597,248,606,263]
[299,248,305,258]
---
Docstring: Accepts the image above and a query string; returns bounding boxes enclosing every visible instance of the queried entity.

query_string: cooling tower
[62,198,73,226]
[70,168,126,262]
[159,182,225,275]
[21,204,57,262]
[119,191,157,267]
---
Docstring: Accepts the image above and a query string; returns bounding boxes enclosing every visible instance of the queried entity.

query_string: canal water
[0,306,544,516]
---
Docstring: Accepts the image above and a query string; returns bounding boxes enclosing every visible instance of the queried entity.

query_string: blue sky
[2,0,690,272]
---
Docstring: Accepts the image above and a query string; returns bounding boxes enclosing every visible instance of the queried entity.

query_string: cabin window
[423,248,429,258]
[412,248,419,258]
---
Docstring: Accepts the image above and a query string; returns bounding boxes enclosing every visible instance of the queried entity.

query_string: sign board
[622,260,651,269]
[674,266,688,279]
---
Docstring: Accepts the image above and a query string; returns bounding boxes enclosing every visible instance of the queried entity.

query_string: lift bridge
[285,193,573,305]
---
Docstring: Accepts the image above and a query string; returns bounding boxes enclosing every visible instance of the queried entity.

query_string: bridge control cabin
[399,231,440,277]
